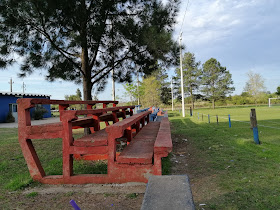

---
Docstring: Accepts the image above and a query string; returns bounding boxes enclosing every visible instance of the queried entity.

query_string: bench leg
[62,121,74,178]
[107,136,117,177]
[125,126,133,142]
[18,138,46,180]
[63,154,73,177]
[153,154,162,175]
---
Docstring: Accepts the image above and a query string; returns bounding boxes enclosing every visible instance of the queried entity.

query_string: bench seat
[73,129,108,147]
[116,122,160,164]
[117,141,155,164]
[134,122,160,141]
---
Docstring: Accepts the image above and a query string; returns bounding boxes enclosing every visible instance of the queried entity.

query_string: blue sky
[0,0,279,100]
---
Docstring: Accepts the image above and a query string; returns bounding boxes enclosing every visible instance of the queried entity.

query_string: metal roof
[0,91,51,97]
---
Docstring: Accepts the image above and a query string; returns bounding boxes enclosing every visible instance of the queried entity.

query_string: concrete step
[141,175,195,210]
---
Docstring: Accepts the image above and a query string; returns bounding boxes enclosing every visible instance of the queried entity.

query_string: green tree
[123,82,144,105]
[123,83,137,105]
[175,52,202,109]
[243,71,266,105]
[201,58,235,109]
[76,88,82,100]
[152,67,171,105]
[65,88,82,109]
[141,76,161,107]
[0,0,179,100]
[276,86,280,96]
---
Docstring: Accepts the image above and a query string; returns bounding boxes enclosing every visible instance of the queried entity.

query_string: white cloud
[176,0,268,46]
[172,0,280,95]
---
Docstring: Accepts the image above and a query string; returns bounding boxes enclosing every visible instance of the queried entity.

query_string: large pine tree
[201,58,235,109]
[0,0,179,100]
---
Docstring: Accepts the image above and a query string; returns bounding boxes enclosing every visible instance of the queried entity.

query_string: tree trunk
[190,88,194,110]
[82,76,92,101]
[192,99,194,110]
[81,47,92,101]
[212,99,215,109]
[81,46,92,135]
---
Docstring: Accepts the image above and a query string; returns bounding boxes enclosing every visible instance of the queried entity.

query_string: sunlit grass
[169,107,280,209]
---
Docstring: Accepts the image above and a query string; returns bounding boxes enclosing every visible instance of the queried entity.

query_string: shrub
[33,106,48,120]
[6,112,15,123]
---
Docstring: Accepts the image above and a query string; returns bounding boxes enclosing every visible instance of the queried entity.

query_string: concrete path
[0,117,60,128]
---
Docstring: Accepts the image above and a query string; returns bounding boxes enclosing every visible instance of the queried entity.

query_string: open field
[169,106,280,209]
[0,106,279,209]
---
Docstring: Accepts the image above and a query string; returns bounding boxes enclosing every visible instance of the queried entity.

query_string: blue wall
[0,96,51,123]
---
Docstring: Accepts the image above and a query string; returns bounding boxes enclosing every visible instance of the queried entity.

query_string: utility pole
[112,69,115,101]
[8,78,14,92]
[110,18,115,101]
[179,33,185,117]
[137,70,140,105]
[171,78,174,111]
[22,82,26,94]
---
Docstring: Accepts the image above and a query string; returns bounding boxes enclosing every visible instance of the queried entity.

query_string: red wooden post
[146,114,150,124]
[129,108,133,116]
[62,119,74,178]
[121,109,127,119]
[112,111,119,123]
[92,115,100,131]
[126,126,133,142]
[136,121,140,133]
[87,104,93,109]
[17,99,46,180]
[59,104,69,121]
[140,118,145,128]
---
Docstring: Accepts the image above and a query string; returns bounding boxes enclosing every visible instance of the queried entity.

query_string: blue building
[0,92,51,123]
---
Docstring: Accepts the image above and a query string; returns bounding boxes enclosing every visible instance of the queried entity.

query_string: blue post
[190,107,193,117]
[253,127,260,144]
[208,114,210,123]
[70,200,81,210]
[198,112,199,120]
[250,109,260,144]
[228,114,231,128]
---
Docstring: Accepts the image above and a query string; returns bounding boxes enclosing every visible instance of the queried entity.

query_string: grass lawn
[169,106,280,209]
[0,124,108,194]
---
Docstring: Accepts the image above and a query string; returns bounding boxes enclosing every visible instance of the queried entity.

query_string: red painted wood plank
[26,123,63,139]
[133,122,160,142]
[69,145,108,154]
[106,111,151,137]
[117,141,154,164]
[73,129,108,147]
[154,118,172,153]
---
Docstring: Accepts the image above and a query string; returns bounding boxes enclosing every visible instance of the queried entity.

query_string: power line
[179,0,190,36]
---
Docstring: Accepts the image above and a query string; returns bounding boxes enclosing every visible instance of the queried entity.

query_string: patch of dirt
[171,133,224,208]
[2,191,144,210]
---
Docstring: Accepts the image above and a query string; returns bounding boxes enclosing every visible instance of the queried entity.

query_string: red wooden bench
[17,99,134,180]
[53,110,171,184]
[17,99,172,184]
